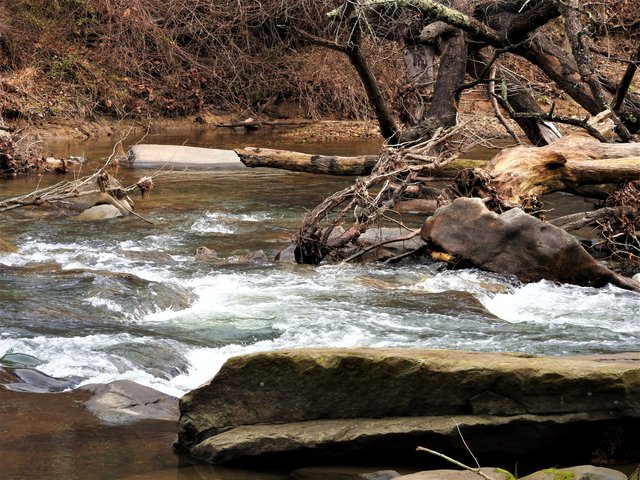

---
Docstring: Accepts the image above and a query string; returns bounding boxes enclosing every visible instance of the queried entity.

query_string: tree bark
[237,146,485,177]
[236,147,379,175]
[346,30,400,141]
[561,0,632,141]
[400,30,468,143]
[487,134,640,204]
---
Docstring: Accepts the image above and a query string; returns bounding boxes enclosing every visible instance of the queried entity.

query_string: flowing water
[1,127,639,398]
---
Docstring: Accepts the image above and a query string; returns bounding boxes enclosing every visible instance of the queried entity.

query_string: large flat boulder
[127,144,244,170]
[420,198,640,292]
[177,348,640,466]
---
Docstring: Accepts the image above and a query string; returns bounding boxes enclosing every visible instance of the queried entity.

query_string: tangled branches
[598,180,640,273]
[295,125,467,264]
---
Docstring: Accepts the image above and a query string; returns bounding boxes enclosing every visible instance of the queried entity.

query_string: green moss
[495,467,516,480]
[541,468,574,480]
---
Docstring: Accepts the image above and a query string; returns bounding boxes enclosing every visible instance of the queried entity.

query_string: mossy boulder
[520,465,626,480]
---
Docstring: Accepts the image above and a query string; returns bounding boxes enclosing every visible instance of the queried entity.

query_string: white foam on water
[408,268,514,297]
[189,211,273,234]
[170,316,378,393]
[480,280,640,330]
[83,296,124,313]
[0,237,176,281]
[0,333,188,396]
[143,269,332,325]
[5,231,640,397]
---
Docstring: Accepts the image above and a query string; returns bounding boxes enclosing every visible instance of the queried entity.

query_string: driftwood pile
[238,120,640,290]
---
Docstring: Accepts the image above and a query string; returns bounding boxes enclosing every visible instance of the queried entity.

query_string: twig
[489,67,521,145]
[416,446,500,480]
[454,420,481,470]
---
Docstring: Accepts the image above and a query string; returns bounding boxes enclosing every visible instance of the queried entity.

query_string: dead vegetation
[0,0,398,122]
[598,180,640,272]
[0,0,637,128]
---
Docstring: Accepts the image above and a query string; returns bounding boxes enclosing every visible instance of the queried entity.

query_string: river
[0,127,639,478]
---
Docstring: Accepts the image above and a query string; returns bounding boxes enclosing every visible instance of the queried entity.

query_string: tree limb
[561,0,632,142]
[613,44,640,112]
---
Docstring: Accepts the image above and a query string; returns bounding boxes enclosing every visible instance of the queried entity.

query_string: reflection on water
[1,128,639,479]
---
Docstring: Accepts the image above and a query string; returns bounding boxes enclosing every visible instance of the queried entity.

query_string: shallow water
[1,129,640,478]
[1,128,640,398]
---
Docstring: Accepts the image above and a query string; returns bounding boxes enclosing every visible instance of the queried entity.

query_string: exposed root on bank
[0,130,66,176]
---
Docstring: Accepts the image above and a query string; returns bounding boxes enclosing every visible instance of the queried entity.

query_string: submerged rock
[81,379,179,424]
[2,367,78,393]
[420,198,640,291]
[177,348,640,466]
[0,352,43,368]
[236,249,269,263]
[0,237,18,253]
[75,204,123,221]
[291,467,401,480]
[195,246,219,261]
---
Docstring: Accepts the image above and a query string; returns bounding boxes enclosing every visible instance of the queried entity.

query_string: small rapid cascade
[1,135,639,396]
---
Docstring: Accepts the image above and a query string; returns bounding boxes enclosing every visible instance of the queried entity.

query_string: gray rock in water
[520,465,627,480]
[127,144,243,170]
[0,352,43,368]
[274,244,297,263]
[75,204,123,221]
[3,367,77,393]
[396,468,511,480]
[81,379,179,424]
[291,467,401,480]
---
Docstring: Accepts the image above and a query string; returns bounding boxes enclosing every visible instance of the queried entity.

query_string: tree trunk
[235,147,379,175]
[487,134,640,204]
[236,146,486,177]
[346,31,400,141]
[399,31,468,144]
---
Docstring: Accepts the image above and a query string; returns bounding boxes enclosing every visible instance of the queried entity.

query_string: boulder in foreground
[176,348,640,467]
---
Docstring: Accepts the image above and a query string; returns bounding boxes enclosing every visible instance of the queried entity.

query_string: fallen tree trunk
[549,206,635,232]
[236,147,379,176]
[487,134,640,204]
[236,146,485,177]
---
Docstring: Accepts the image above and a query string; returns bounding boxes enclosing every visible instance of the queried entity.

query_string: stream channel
[1,126,639,479]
